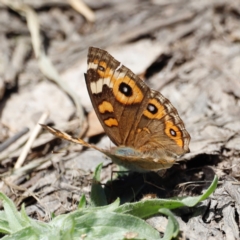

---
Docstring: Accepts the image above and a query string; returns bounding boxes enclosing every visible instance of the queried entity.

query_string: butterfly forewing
[85,47,151,147]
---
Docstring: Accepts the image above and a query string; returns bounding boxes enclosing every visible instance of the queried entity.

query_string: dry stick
[14,112,49,169]
[0,127,29,152]
[68,0,95,22]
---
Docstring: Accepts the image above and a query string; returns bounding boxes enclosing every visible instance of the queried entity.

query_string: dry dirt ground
[0,0,240,239]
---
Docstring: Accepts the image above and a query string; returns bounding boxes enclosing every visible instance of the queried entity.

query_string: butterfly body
[42,47,191,172]
[104,146,175,172]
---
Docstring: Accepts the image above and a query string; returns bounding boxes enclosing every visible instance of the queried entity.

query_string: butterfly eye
[147,103,158,114]
[119,82,132,97]
[170,128,176,137]
[98,65,105,71]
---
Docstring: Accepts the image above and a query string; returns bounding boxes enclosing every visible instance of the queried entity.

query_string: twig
[68,0,95,22]
[14,112,48,169]
[0,127,29,152]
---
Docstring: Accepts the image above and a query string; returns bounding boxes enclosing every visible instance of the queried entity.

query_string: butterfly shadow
[103,159,216,205]
[103,170,178,205]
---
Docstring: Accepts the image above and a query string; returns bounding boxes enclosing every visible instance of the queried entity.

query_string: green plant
[0,164,218,240]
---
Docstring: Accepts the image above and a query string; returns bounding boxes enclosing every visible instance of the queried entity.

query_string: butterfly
[42,47,190,172]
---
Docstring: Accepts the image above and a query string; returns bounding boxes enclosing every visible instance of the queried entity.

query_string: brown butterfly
[42,47,190,172]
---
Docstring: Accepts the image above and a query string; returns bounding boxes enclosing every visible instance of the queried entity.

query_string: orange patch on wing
[93,60,114,79]
[104,118,118,127]
[165,121,183,148]
[112,76,143,105]
[98,101,114,113]
[91,59,112,76]
[99,61,107,69]
[143,98,166,119]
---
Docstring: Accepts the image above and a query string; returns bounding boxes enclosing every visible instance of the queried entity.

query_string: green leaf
[20,205,31,225]
[90,163,107,207]
[0,211,11,234]
[159,209,179,240]
[73,211,160,240]
[1,226,38,240]
[0,192,27,233]
[78,195,86,209]
[63,198,120,220]
[59,215,75,240]
[115,175,218,218]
